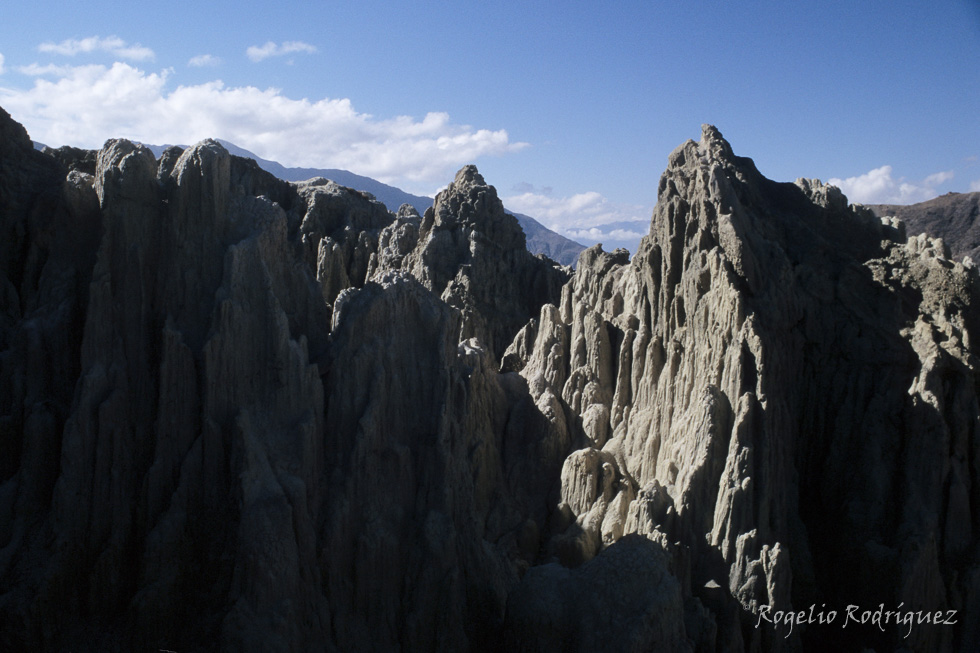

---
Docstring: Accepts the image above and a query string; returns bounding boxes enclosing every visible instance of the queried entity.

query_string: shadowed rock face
[0,108,571,652]
[373,164,571,361]
[0,107,102,598]
[1,105,978,653]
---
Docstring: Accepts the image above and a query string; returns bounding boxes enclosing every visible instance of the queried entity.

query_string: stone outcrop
[374,164,570,359]
[0,108,573,652]
[0,135,336,650]
[41,144,98,176]
[508,125,980,652]
[503,535,689,652]
[320,272,571,651]
[206,138,588,267]
[295,176,393,321]
[2,103,978,653]
[0,109,102,641]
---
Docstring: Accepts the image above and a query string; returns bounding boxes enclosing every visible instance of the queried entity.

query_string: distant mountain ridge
[868,191,980,263]
[146,140,587,266]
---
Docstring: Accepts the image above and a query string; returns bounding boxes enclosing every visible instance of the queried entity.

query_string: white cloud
[504,189,651,252]
[504,190,646,229]
[38,36,154,61]
[924,170,954,186]
[565,226,648,242]
[0,53,5,75]
[0,62,526,189]
[246,41,317,62]
[970,179,980,192]
[828,165,955,204]
[18,63,75,76]
[188,54,221,67]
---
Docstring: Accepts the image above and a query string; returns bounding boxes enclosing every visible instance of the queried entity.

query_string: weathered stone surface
[320,271,576,651]
[869,191,980,264]
[378,164,569,359]
[0,108,103,650]
[365,202,420,271]
[41,144,97,176]
[504,534,690,652]
[295,176,393,321]
[518,125,980,651]
[0,108,574,652]
[3,103,979,653]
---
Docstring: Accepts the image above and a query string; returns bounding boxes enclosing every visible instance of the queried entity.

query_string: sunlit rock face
[1,103,978,653]
[507,124,980,652]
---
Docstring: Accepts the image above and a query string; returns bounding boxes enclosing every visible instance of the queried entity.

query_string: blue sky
[1,0,978,252]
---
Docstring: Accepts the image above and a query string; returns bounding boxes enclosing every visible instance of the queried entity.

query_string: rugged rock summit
[0,107,570,652]
[506,125,980,651]
[1,107,978,653]
[294,175,393,321]
[376,164,570,359]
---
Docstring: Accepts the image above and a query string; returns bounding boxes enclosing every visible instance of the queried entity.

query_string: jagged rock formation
[40,144,98,176]
[506,126,980,652]
[0,107,570,652]
[1,134,335,650]
[366,203,422,277]
[294,176,392,321]
[321,273,570,651]
[2,103,978,653]
[154,139,588,266]
[0,108,102,629]
[374,164,570,359]
[869,192,980,264]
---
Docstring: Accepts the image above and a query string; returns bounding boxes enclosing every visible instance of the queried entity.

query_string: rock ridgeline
[503,125,980,651]
[201,139,587,267]
[0,105,572,652]
[869,192,980,265]
[371,164,570,360]
[1,104,978,653]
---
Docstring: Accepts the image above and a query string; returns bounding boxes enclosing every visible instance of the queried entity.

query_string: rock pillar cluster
[1,107,977,652]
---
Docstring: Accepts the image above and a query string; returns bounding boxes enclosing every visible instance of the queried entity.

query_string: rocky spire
[508,124,980,651]
[0,108,572,652]
[373,163,569,359]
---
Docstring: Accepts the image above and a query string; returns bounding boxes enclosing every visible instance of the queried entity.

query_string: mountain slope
[868,191,980,263]
[506,209,587,266]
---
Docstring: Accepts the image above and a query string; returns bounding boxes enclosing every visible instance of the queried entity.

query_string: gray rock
[518,124,980,651]
[869,191,980,264]
[1,106,575,651]
[504,534,690,652]
[41,144,97,175]
[378,164,570,360]
[3,103,979,653]
[0,107,103,647]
